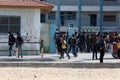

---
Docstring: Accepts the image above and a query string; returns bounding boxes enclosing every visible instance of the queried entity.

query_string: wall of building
[103,0,120,5]
[0,8,41,55]
[40,23,50,53]
[42,0,120,34]
[103,12,119,27]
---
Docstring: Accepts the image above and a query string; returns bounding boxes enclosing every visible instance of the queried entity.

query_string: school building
[41,0,120,33]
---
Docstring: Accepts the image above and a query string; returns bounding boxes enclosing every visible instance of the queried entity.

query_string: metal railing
[0,42,41,52]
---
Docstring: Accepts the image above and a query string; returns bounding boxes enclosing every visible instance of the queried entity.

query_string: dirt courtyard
[0,67,120,80]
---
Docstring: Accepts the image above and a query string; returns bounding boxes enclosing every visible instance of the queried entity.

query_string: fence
[0,41,43,56]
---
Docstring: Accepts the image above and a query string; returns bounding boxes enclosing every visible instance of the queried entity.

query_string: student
[71,34,78,57]
[16,32,24,58]
[99,35,107,63]
[92,37,98,60]
[61,36,70,59]
[54,28,61,54]
[8,32,15,56]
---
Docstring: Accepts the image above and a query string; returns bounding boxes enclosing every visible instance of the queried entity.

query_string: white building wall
[0,8,41,55]
[0,8,40,42]
[103,6,120,11]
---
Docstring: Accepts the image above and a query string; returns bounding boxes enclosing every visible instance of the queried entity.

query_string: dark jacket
[99,39,106,50]
[71,37,76,47]
[8,34,15,45]
[16,36,23,45]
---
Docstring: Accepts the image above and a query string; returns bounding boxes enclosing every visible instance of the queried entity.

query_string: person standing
[92,36,98,60]
[99,35,107,63]
[54,28,61,54]
[16,32,24,58]
[86,35,91,53]
[8,32,15,56]
[71,34,78,57]
[80,32,86,53]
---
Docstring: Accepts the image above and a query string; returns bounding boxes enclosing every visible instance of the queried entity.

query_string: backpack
[11,36,15,43]
[9,34,16,45]
[55,33,60,41]
[117,43,120,49]
[62,40,67,49]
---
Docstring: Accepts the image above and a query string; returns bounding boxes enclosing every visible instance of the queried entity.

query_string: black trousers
[68,45,71,53]
[59,48,70,59]
[92,50,98,60]
[100,49,105,63]
[118,49,120,58]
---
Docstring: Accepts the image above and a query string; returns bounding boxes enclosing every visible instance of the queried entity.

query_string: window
[103,15,116,22]
[60,12,76,20]
[48,11,55,20]
[41,14,46,23]
[0,16,20,33]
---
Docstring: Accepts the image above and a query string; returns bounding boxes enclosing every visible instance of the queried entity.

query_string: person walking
[61,36,70,59]
[68,37,72,53]
[99,35,107,63]
[8,32,15,56]
[16,32,24,58]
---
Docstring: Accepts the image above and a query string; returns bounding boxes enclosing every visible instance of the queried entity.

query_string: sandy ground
[0,68,120,80]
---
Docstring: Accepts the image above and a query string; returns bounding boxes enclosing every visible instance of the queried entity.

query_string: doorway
[90,14,97,26]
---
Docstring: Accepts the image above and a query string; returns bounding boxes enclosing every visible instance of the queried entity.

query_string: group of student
[8,32,24,58]
[54,28,120,63]
[54,28,82,60]
[54,29,70,59]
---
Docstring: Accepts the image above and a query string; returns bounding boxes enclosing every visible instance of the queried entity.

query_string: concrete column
[99,0,103,34]
[56,0,61,31]
[78,0,82,34]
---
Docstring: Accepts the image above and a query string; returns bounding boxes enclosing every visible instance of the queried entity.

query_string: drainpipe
[57,0,60,31]
[78,0,82,34]
[99,0,103,34]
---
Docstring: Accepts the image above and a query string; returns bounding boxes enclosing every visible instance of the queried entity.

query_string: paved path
[0,53,119,68]
[0,52,119,63]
